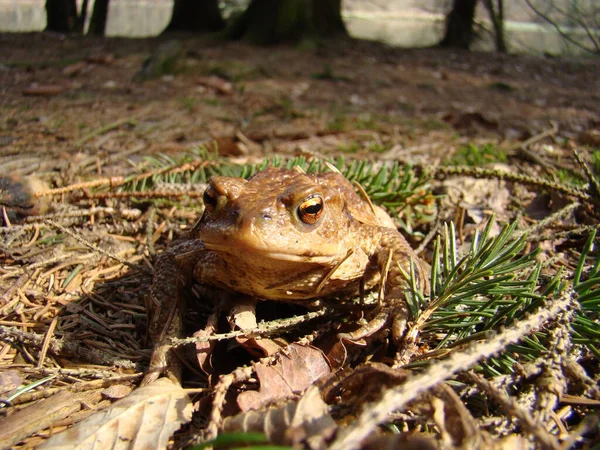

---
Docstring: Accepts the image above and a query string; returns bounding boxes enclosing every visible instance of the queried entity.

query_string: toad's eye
[203,186,218,211]
[298,195,324,224]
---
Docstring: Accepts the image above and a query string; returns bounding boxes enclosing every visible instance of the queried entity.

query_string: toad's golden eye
[298,195,324,224]
[203,186,218,211]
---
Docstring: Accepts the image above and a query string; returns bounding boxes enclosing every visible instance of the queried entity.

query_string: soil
[2,32,599,169]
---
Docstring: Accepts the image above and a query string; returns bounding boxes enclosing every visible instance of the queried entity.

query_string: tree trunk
[230,0,347,45]
[164,0,225,33]
[88,0,110,36]
[440,0,478,49]
[45,0,78,33]
[482,0,507,52]
[76,0,89,33]
[312,0,346,37]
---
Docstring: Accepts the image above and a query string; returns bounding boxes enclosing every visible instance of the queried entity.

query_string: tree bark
[482,0,507,52]
[312,0,347,37]
[230,0,347,45]
[164,0,225,33]
[76,0,89,33]
[440,0,478,49]
[88,0,110,36]
[45,0,78,33]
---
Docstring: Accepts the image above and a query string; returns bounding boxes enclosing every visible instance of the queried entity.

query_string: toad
[144,167,430,384]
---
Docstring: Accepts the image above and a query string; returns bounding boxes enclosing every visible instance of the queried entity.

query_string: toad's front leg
[142,239,207,386]
[338,229,430,347]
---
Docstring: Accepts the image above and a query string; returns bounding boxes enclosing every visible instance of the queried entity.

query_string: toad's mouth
[202,241,339,264]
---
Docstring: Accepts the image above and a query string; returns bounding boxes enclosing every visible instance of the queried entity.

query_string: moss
[555,168,585,186]
[488,82,515,92]
[445,143,507,166]
[591,149,600,175]
[355,114,378,130]
[327,114,347,132]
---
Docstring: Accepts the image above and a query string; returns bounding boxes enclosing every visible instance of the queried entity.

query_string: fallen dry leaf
[86,53,115,65]
[38,378,192,450]
[361,433,438,450]
[238,336,289,358]
[196,76,233,95]
[22,84,66,96]
[0,390,102,449]
[101,384,133,400]
[224,385,336,450]
[62,61,88,77]
[0,369,22,395]
[237,343,331,411]
[195,312,219,374]
[440,172,511,224]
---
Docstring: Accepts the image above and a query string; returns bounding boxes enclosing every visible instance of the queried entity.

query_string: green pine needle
[405,218,600,374]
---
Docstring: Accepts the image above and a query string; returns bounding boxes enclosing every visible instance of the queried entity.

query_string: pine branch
[403,217,599,374]
[433,165,593,202]
[113,149,434,220]
[330,290,576,450]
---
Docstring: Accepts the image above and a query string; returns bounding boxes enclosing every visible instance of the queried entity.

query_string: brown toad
[144,167,429,384]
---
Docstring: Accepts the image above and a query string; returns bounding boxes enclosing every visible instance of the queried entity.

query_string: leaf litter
[0,33,599,449]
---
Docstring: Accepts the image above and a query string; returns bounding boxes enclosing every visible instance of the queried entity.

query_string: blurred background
[1,0,598,56]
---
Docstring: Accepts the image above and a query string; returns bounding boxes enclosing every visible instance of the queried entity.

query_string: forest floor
[0,32,599,449]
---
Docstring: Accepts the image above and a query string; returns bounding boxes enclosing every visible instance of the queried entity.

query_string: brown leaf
[0,390,101,449]
[22,84,66,96]
[0,369,22,395]
[443,111,499,135]
[86,53,115,65]
[196,76,233,95]
[362,433,438,450]
[63,61,88,77]
[101,384,133,400]
[325,339,349,370]
[238,337,288,358]
[224,385,336,450]
[38,378,192,450]
[237,344,331,411]
[578,129,600,147]
[210,136,245,157]
[195,312,219,374]
[429,384,480,447]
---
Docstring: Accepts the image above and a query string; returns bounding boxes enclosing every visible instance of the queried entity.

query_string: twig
[170,309,329,346]
[529,224,600,243]
[329,290,576,450]
[0,326,137,368]
[44,220,152,276]
[573,148,600,199]
[524,0,599,54]
[6,373,143,406]
[34,177,125,198]
[35,160,213,199]
[37,316,58,369]
[74,117,138,147]
[77,190,204,201]
[463,371,561,450]
[433,166,591,202]
[559,414,600,450]
[415,216,440,256]
[514,122,558,150]
[515,201,580,238]
[509,122,559,168]
[205,365,255,441]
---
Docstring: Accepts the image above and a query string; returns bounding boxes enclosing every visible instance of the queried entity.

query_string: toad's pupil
[303,203,322,214]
